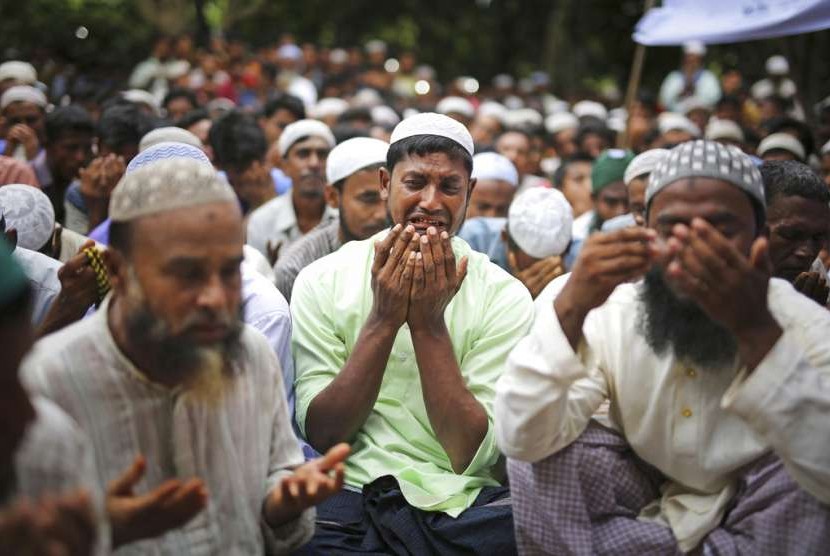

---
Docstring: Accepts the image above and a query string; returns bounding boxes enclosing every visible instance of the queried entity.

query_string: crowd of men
[0,32,829,554]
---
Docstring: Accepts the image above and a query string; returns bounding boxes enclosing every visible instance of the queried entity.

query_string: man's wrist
[365,310,403,337]
[731,310,783,371]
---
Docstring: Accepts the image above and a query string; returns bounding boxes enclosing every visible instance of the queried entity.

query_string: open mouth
[407,215,447,232]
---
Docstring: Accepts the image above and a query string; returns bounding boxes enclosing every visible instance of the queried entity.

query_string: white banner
[634,0,830,45]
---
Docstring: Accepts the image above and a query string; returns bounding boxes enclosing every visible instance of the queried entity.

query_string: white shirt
[22,297,314,555]
[496,277,830,551]
[12,246,61,326]
[246,194,337,259]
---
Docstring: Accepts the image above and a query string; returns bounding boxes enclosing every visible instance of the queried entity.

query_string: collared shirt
[273,219,341,301]
[22,297,314,555]
[292,230,533,517]
[12,246,61,326]
[246,193,337,258]
[9,397,109,554]
[659,69,721,112]
[496,276,830,551]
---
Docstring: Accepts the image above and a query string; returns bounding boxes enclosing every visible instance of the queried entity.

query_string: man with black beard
[246,119,338,264]
[496,140,830,553]
[22,158,349,553]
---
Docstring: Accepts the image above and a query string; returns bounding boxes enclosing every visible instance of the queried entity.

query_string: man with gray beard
[496,140,830,554]
[22,158,349,554]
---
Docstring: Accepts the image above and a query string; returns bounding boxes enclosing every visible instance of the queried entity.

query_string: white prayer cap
[471,152,518,187]
[0,85,47,111]
[0,61,37,85]
[545,112,579,135]
[329,48,349,65]
[311,98,349,120]
[492,74,514,89]
[352,88,383,108]
[504,108,543,131]
[139,127,202,152]
[207,97,236,115]
[287,78,317,109]
[624,148,669,186]
[705,118,745,143]
[607,116,627,134]
[128,141,211,174]
[683,40,707,56]
[766,55,789,76]
[543,97,569,116]
[371,105,401,127]
[504,96,524,110]
[165,59,191,80]
[757,132,805,161]
[678,96,712,115]
[0,184,55,251]
[390,112,474,156]
[365,39,387,54]
[122,89,160,115]
[508,188,573,258]
[110,158,236,223]
[572,100,607,121]
[436,96,475,119]
[821,139,830,156]
[477,101,508,123]
[326,137,388,185]
[277,119,336,158]
[402,108,420,120]
[277,44,302,61]
[658,112,701,137]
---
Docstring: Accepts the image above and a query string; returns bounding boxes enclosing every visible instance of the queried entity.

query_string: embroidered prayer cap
[326,137,388,185]
[436,96,475,119]
[545,112,579,135]
[139,127,202,152]
[127,142,211,174]
[0,86,47,111]
[592,149,636,194]
[0,61,37,85]
[757,132,805,161]
[277,119,335,158]
[705,119,745,143]
[624,149,669,186]
[390,112,474,157]
[0,184,55,250]
[0,238,27,308]
[508,187,573,258]
[646,139,765,217]
[471,152,518,187]
[110,158,235,222]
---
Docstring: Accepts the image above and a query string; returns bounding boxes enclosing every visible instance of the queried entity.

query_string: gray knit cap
[646,140,765,219]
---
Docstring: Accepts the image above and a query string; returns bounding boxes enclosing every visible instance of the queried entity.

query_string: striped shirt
[274,220,340,301]
[22,297,314,555]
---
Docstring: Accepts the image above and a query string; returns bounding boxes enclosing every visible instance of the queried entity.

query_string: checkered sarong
[507,420,830,555]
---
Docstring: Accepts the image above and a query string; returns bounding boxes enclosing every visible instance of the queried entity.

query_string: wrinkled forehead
[391,150,470,181]
[647,177,755,223]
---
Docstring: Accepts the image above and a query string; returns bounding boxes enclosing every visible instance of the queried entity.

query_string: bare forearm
[553,288,589,352]
[305,315,397,451]
[411,325,488,474]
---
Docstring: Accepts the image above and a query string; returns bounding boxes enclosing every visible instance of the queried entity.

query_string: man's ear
[324,184,340,209]
[468,177,477,197]
[104,248,127,294]
[379,166,391,201]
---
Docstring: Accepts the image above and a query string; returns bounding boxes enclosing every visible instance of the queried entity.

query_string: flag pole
[618,0,658,149]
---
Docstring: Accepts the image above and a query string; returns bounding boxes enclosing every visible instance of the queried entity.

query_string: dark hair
[109,220,133,257]
[761,160,830,207]
[386,135,473,176]
[337,107,372,126]
[175,108,210,130]
[497,129,531,144]
[332,162,383,191]
[764,116,816,157]
[552,153,595,188]
[209,110,267,171]
[262,93,305,120]
[716,95,742,112]
[163,88,199,112]
[44,105,95,144]
[98,103,157,151]
[576,122,614,147]
[331,125,368,144]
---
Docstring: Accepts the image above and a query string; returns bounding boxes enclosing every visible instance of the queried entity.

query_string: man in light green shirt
[292,113,533,554]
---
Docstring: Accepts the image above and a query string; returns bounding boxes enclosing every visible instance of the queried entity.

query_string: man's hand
[793,271,829,306]
[511,254,565,299]
[79,154,125,200]
[0,490,96,556]
[555,226,656,350]
[3,124,40,160]
[370,224,418,330]
[235,161,276,211]
[407,227,467,331]
[106,455,208,548]
[37,241,101,337]
[663,218,782,370]
[264,443,349,527]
